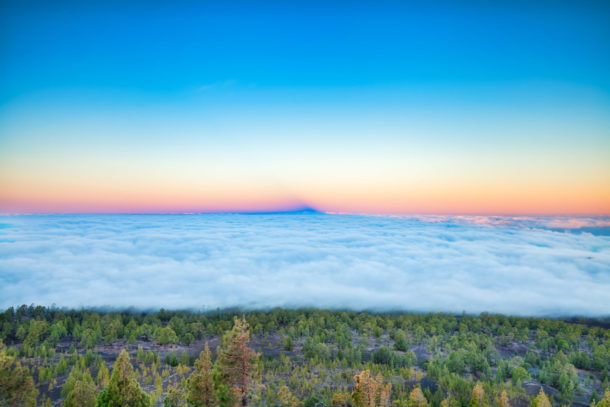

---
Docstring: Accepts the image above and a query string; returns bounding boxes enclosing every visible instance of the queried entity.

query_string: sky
[1,0,609,214]
[1,214,609,315]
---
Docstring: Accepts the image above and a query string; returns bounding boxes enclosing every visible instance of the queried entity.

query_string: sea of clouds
[0,214,609,316]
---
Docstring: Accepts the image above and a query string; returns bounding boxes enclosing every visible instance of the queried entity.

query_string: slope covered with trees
[0,306,609,407]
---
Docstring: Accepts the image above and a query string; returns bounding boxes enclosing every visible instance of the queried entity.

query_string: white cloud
[0,214,609,316]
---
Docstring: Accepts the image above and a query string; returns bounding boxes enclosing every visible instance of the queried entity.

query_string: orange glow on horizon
[1,177,608,215]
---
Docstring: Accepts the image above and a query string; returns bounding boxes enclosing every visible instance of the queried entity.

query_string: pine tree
[407,387,428,407]
[332,392,352,407]
[531,389,552,407]
[470,382,488,407]
[96,349,151,407]
[64,370,97,407]
[595,390,610,407]
[164,383,188,407]
[283,336,294,351]
[0,349,38,407]
[187,342,216,407]
[352,370,392,407]
[498,391,510,407]
[97,362,110,388]
[278,385,300,407]
[440,397,458,407]
[216,318,260,407]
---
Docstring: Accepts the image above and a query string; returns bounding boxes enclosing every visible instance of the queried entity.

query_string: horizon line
[2,211,610,217]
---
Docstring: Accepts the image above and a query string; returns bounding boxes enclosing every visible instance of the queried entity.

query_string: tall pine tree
[470,382,489,407]
[531,389,552,407]
[187,342,216,407]
[498,391,510,407]
[407,387,428,407]
[216,318,260,407]
[96,349,151,407]
[351,370,391,407]
[63,367,96,407]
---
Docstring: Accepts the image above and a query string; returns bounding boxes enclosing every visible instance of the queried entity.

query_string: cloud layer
[1,214,609,316]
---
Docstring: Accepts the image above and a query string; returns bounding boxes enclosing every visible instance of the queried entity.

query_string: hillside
[1,306,609,406]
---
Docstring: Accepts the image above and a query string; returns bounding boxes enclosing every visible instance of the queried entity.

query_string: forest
[1,306,609,407]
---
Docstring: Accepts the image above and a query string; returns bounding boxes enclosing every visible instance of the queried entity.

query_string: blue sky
[2,1,609,95]
[1,0,609,214]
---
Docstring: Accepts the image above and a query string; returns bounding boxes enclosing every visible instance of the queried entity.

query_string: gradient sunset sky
[1,0,609,214]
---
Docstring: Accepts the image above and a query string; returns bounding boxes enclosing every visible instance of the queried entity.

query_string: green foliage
[24,320,48,347]
[155,327,179,345]
[64,369,97,407]
[303,338,331,361]
[304,396,322,407]
[538,352,579,400]
[216,318,260,407]
[394,330,410,352]
[407,387,428,407]
[531,389,552,407]
[469,382,489,407]
[1,306,609,406]
[511,366,530,384]
[371,346,415,368]
[594,390,610,407]
[164,383,188,407]
[186,342,216,407]
[284,336,294,351]
[0,348,38,407]
[96,349,151,407]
